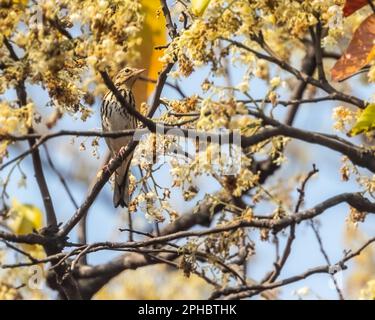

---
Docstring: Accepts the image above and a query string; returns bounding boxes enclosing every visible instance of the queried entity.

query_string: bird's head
[114,67,145,89]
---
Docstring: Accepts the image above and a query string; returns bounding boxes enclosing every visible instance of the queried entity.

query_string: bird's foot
[103,159,116,173]
[118,146,128,158]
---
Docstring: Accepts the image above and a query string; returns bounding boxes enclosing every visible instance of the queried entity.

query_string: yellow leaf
[7,199,45,256]
[13,0,28,5]
[348,104,375,136]
[5,0,28,8]
[191,0,211,16]
[8,199,43,235]
[359,279,375,299]
[133,1,166,107]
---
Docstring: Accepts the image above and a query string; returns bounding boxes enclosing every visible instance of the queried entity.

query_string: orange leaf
[368,45,375,61]
[343,0,369,17]
[331,14,375,82]
[133,1,166,108]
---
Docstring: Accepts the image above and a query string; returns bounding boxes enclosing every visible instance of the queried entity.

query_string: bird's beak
[136,69,146,76]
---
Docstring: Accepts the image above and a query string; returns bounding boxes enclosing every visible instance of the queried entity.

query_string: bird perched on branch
[100,67,145,207]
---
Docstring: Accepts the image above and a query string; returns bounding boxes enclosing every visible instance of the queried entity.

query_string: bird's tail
[113,154,132,208]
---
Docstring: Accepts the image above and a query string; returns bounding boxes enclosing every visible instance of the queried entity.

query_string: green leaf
[348,104,375,137]
[191,0,211,16]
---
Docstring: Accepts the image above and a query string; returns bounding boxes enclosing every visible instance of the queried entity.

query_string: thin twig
[43,145,79,209]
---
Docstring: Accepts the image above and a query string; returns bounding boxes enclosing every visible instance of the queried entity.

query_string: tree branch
[223,38,366,108]
[210,235,375,299]
[3,36,57,228]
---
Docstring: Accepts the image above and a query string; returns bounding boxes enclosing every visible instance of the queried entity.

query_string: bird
[100,67,145,208]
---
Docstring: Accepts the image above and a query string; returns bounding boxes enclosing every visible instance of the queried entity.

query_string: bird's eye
[125,68,130,73]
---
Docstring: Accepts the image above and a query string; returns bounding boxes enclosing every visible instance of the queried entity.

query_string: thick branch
[58,193,375,258]
[75,192,228,298]
[4,116,374,177]
[245,111,375,173]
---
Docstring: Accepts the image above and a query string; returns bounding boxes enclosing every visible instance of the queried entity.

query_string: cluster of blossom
[332,106,357,132]
[162,0,347,79]
[0,102,33,163]
[1,0,142,114]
